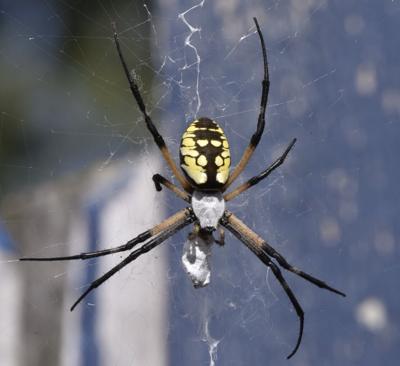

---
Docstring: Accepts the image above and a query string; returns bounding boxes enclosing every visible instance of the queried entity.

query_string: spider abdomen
[180,117,231,190]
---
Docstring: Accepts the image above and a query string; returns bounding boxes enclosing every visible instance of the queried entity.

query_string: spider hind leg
[221,211,345,358]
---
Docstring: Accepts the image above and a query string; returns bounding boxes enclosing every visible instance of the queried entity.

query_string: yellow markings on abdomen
[186,124,198,132]
[179,117,231,189]
[181,156,207,184]
[197,139,209,147]
[182,137,196,147]
[180,147,199,157]
[216,157,231,184]
[197,155,208,167]
[181,165,208,184]
[215,156,223,167]
[211,140,222,147]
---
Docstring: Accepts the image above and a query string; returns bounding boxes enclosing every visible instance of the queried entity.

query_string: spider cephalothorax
[20,18,345,359]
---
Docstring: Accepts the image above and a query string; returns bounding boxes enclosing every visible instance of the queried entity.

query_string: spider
[20,18,345,359]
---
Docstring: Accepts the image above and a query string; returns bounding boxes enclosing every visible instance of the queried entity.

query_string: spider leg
[221,211,345,358]
[223,212,346,296]
[112,23,191,192]
[259,236,345,296]
[258,251,304,359]
[224,17,269,189]
[152,173,191,202]
[20,208,193,262]
[221,214,303,359]
[224,138,296,201]
[70,209,195,311]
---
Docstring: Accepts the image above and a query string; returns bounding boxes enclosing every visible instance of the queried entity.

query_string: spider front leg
[224,18,270,189]
[112,23,191,192]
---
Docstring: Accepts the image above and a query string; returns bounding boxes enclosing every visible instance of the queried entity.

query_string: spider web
[1,0,400,366]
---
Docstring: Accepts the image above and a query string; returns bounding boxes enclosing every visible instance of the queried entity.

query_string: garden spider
[20,18,345,359]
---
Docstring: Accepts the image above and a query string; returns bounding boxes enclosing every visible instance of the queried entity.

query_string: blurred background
[1,0,399,365]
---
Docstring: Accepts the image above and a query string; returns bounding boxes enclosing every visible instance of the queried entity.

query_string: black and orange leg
[220,210,346,358]
[20,208,194,261]
[224,18,270,189]
[152,174,191,202]
[224,138,296,201]
[70,212,194,311]
[221,211,303,359]
[222,211,346,296]
[112,23,191,192]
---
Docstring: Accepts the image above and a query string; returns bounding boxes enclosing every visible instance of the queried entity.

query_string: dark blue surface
[160,1,400,365]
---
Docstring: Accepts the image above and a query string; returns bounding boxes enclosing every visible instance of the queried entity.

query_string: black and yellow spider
[20,18,345,359]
